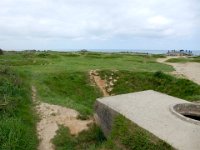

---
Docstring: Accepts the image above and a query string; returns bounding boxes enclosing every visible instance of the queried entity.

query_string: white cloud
[0,0,199,48]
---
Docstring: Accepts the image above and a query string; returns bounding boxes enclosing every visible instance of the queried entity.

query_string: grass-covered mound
[99,70,200,101]
[35,71,101,116]
[0,67,38,150]
[53,115,173,150]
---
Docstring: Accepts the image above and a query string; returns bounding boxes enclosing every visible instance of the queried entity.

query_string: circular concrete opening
[171,103,200,125]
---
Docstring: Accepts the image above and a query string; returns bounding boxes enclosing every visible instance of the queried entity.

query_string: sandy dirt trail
[157,57,200,85]
[89,70,110,97]
[32,86,92,150]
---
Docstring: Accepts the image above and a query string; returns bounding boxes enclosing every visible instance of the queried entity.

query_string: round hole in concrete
[171,103,200,124]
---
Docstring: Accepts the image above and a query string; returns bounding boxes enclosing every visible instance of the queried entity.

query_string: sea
[13,49,200,56]
[60,49,200,56]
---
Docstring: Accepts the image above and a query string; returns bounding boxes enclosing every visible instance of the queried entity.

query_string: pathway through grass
[32,86,93,150]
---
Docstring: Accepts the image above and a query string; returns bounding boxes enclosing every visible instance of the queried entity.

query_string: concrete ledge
[95,90,200,150]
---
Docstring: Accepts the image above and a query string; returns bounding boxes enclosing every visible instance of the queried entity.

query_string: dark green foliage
[53,124,106,150]
[0,49,3,55]
[151,54,166,58]
[37,52,59,58]
[99,70,200,101]
[0,67,38,150]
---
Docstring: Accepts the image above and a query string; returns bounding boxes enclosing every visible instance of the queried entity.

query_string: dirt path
[157,57,200,85]
[32,86,92,150]
[90,70,110,97]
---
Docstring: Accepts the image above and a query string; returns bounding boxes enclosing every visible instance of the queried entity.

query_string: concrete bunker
[95,90,200,150]
[170,103,200,125]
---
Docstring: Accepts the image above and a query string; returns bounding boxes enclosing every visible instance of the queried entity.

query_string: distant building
[167,50,193,56]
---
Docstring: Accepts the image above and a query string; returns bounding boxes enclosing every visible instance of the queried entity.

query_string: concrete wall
[94,100,119,136]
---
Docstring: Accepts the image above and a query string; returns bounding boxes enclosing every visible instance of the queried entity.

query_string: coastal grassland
[0,66,38,150]
[166,56,200,63]
[0,51,174,116]
[99,70,200,101]
[0,51,177,149]
[53,115,173,150]
[0,51,173,73]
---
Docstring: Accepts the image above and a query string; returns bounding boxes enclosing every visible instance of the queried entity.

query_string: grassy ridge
[0,67,38,150]
[99,70,200,101]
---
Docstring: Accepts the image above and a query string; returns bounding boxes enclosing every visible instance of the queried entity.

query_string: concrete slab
[96,90,200,150]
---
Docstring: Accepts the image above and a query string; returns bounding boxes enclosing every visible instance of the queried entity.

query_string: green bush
[0,49,3,55]
[53,124,106,150]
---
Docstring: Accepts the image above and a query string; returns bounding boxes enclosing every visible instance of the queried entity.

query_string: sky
[0,0,199,50]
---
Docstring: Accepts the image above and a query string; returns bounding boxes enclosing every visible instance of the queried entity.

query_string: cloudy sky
[0,0,199,50]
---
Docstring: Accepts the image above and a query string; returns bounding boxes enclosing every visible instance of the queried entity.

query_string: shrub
[0,48,3,55]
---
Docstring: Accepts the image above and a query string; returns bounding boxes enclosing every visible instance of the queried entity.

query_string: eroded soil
[32,86,92,150]
[89,70,110,97]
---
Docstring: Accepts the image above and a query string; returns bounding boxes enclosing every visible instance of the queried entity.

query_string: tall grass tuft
[0,66,38,150]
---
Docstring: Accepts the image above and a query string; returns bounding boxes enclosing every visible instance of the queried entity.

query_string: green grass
[1,51,194,150]
[53,115,173,150]
[0,66,38,150]
[53,124,106,150]
[166,56,200,63]
[0,51,173,73]
[99,70,200,101]
[0,51,174,116]
[35,71,101,116]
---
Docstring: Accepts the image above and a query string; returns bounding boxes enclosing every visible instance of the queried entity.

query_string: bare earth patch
[157,57,200,85]
[90,70,110,97]
[32,86,92,150]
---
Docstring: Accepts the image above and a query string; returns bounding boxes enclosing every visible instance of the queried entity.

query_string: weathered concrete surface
[95,90,200,150]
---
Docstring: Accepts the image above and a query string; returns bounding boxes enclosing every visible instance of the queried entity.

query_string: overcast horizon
[0,0,200,50]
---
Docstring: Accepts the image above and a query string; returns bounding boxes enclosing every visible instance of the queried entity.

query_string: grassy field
[1,51,199,150]
[166,56,200,63]
[0,66,38,150]
[0,51,173,116]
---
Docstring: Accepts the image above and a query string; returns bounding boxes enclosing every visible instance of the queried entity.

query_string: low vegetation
[53,115,173,150]
[99,70,200,101]
[0,67,38,150]
[36,71,101,116]
[0,49,3,55]
[166,56,200,63]
[1,51,199,150]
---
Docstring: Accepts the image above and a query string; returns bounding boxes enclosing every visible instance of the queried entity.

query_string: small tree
[0,49,3,55]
